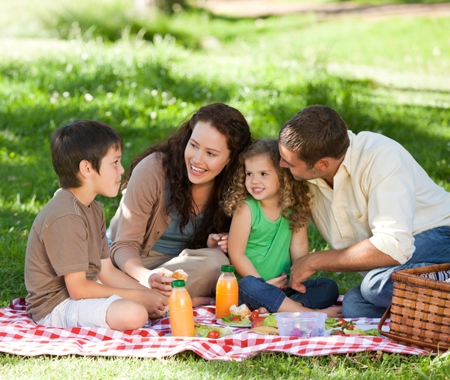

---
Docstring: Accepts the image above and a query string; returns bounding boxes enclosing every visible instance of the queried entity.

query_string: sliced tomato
[338,318,348,327]
[230,316,242,322]
[207,330,220,339]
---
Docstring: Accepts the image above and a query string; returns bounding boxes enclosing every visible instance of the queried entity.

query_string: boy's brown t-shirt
[25,189,110,322]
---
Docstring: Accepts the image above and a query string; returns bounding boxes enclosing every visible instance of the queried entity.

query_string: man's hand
[289,254,317,293]
[207,233,229,253]
[289,240,401,293]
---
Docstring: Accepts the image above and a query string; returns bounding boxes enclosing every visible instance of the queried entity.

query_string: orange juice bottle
[215,265,238,319]
[169,280,195,337]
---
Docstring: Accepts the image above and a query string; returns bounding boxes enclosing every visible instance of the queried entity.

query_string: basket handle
[377,306,391,338]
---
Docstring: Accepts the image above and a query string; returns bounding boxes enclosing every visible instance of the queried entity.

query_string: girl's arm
[290,225,309,263]
[227,203,261,278]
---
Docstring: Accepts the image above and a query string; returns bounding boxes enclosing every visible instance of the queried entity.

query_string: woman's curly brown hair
[222,138,311,232]
[122,103,252,248]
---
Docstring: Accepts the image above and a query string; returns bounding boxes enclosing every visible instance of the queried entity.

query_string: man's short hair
[279,105,350,167]
[50,120,123,188]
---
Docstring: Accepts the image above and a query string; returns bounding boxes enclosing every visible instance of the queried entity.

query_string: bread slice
[171,269,188,282]
[229,304,251,318]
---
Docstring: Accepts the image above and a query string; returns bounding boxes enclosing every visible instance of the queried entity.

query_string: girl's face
[244,154,280,202]
[184,121,231,187]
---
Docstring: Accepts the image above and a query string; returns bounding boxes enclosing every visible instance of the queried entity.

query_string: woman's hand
[266,272,289,290]
[207,233,229,253]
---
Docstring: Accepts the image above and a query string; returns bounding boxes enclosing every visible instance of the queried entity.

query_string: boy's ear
[78,159,93,180]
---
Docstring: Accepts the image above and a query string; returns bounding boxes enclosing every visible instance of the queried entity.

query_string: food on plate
[229,304,251,318]
[330,327,380,336]
[325,317,339,329]
[249,310,259,322]
[251,326,279,335]
[262,314,278,327]
[250,316,267,329]
[207,330,220,339]
[325,317,355,331]
[343,327,380,336]
[326,318,381,336]
[194,323,232,338]
[220,314,252,326]
[218,304,261,326]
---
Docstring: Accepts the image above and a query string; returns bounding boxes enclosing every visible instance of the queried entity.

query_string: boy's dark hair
[50,120,123,189]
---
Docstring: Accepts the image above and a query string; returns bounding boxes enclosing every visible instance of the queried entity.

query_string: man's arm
[290,238,400,292]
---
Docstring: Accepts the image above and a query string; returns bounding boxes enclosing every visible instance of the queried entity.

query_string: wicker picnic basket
[378,263,450,352]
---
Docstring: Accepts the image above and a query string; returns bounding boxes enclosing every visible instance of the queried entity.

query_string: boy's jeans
[343,226,450,318]
[238,276,339,313]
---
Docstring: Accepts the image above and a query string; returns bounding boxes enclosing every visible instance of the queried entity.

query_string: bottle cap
[171,280,186,288]
[221,265,235,273]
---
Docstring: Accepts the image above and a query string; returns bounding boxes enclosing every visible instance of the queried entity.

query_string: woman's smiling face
[184,121,231,187]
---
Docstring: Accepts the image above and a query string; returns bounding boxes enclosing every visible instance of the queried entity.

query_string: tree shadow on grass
[0,58,238,205]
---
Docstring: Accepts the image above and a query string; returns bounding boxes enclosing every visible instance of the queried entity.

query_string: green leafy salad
[220,315,252,326]
[325,318,380,336]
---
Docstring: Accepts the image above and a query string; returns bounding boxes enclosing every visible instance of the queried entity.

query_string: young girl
[222,138,342,317]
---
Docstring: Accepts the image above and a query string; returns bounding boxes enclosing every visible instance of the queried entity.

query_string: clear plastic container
[275,312,327,338]
[215,265,238,319]
[169,279,195,337]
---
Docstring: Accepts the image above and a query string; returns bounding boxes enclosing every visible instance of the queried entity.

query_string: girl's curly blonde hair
[221,138,311,231]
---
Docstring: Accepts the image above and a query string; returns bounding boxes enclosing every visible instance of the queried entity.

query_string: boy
[25,120,168,330]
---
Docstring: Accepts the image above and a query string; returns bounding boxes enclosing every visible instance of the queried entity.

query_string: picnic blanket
[0,298,429,361]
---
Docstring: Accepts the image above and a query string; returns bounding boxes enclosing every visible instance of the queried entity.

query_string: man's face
[279,143,321,182]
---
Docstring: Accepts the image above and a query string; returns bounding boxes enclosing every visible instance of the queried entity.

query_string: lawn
[0,0,449,378]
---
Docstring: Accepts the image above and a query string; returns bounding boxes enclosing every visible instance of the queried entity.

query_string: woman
[109,103,252,306]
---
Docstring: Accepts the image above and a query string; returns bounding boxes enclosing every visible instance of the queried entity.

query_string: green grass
[0,351,449,379]
[0,0,450,377]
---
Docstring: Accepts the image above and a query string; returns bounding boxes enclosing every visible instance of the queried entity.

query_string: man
[279,105,450,318]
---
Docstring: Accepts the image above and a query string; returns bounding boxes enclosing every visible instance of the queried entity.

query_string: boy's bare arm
[99,258,150,289]
[64,268,168,317]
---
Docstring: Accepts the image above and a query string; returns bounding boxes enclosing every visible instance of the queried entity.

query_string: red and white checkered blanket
[0,298,428,360]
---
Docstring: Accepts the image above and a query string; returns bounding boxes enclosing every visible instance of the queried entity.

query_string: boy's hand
[266,272,289,290]
[140,289,168,319]
[207,233,228,253]
[148,273,172,297]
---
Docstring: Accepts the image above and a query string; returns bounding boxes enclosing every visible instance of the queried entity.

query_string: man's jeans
[238,276,339,313]
[343,226,450,318]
